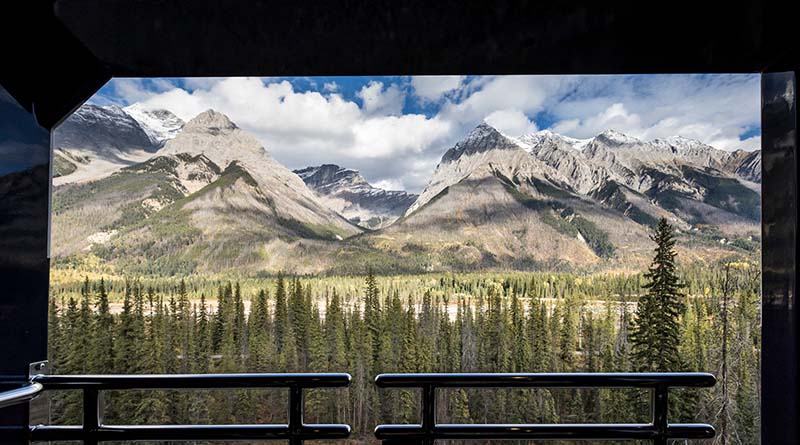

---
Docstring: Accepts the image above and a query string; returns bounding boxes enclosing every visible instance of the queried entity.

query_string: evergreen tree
[274,273,288,350]
[630,218,686,372]
[46,268,761,442]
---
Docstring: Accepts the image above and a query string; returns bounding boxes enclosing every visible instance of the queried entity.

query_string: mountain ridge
[294,164,418,229]
[51,105,762,275]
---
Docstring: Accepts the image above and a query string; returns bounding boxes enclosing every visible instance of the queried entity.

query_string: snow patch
[84,230,118,250]
[124,103,185,145]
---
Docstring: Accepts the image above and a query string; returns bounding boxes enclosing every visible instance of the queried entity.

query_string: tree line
[47,220,761,444]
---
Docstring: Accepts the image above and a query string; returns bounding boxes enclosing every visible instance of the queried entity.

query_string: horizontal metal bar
[33,373,351,390]
[28,424,351,441]
[0,382,43,409]
[375,423,716,440]
[375,373,716,388]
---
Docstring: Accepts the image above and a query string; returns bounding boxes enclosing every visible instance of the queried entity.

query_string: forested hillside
[48,260,760,444]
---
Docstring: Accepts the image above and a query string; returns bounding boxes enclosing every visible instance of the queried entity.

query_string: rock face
[295,164,417,229]
[722,149,761,183]
[50,103,762,275]
[53,104,182,185]
[52,109,363,275]
[161,110,361,236]
[54,104,157,154]
[383,123,761,271]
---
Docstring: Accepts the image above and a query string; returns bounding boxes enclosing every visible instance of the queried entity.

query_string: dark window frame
[0,2,796,443]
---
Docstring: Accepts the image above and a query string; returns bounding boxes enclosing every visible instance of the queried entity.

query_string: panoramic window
[48,75,762,443]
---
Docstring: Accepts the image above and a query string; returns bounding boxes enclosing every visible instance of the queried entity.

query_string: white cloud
[356,81,405,116]
[551,103,641,138]
[107,79,177,104]
[737,135,761,151]
[440,76,572,126]
[484,109,538,136]
[182,77,226,90]
[411,76,465,102]
[373,179,405,191]
[351,115,451,158]
[545,74,761,151]
[133,77,451,191]
[110,73,761,192]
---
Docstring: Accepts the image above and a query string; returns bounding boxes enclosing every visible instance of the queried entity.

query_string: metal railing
[0,372,352,445]
[1,370,717,445]
[374,372,716,445]
[0,382,43,410]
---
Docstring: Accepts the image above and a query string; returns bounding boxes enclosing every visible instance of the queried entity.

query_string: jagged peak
[441,121,520,163]
[184,109,238,132]
[102,104,126,113]
[294,164,368,189]
[296,163,357,177]
[650,135,711,151]
[466,121,502,139]
[123,103,185,145]
[595,129,641,145]
[124,103,182,121]
[70,103,130,121]
[516,129,592,151]
[666,135,702,145]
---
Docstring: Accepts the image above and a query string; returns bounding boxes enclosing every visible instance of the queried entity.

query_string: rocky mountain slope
[50,102,761,275]
[53,104,183,185]
[295,164,417,229]
[374,123,761,271]
[52,109,362,275]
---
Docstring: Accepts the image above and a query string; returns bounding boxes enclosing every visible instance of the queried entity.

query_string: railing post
[83,388,101,445]
[652,384,668,445]
[421,384,435,445]
[288,384,303,445]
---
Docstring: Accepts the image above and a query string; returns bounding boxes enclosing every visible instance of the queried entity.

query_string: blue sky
[88,74,761,192]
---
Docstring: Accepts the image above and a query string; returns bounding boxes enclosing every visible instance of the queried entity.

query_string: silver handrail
[0,382,43,410]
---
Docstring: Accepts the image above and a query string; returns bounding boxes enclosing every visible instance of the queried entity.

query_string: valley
[43,95,764,444]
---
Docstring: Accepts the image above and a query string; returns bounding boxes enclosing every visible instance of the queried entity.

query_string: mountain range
[49,104,761,275]
[294,164,417,229]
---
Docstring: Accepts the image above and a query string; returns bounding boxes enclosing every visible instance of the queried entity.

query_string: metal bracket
[28,360,49,427]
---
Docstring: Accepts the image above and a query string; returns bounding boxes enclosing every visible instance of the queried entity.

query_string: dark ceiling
[1,0,797,129]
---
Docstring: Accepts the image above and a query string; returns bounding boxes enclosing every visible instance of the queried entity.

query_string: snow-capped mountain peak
[53,104,163,185]
[594,129,641,146]
[124,103,184,146]
[515,130,592,152]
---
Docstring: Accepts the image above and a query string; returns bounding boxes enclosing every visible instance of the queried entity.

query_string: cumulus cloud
[545,74,761,150]
[411,76,465,102]
[484,109,538,136]
[373,178,405,191]
[439,76,572,125]
[106,73,761,192]
[102,78,178,105]
[356,81,405,116]
[551,103,641,138]
[133,77,450,191]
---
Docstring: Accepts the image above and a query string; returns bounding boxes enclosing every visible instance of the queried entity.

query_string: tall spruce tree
[630,217,686,372]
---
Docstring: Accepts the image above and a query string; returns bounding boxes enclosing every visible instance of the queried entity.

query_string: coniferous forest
[47,222,761,445]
